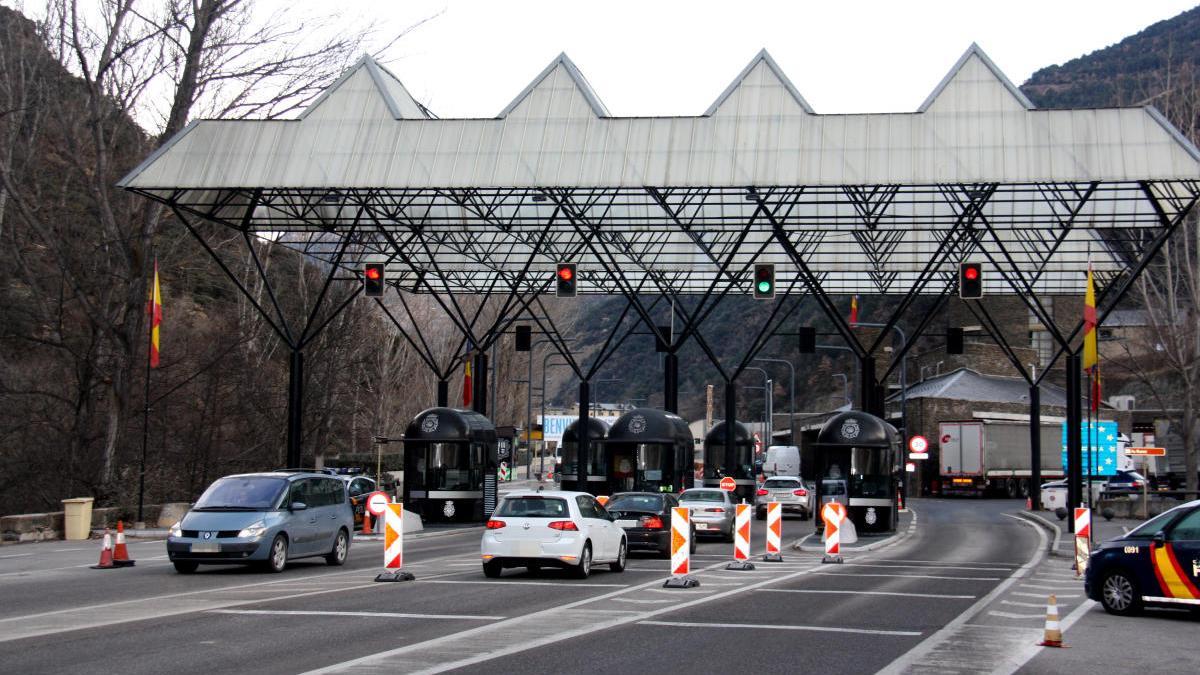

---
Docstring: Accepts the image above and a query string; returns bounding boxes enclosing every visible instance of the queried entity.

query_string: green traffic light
[757,280,772,293]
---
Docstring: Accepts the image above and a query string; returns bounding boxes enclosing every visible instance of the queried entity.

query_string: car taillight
[705,507,725,513]
[485,519,506,529]
[641,515,664,529]
[756,488,769,496]
[793,489,808,497]
[1131,481,1142,489]
[548,520,579,531]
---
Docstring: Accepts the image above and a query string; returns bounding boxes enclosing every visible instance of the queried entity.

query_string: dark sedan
[606,492,695,558]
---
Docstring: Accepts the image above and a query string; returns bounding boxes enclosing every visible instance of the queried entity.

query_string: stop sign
[719,476,736,492]
[366,490,390,517]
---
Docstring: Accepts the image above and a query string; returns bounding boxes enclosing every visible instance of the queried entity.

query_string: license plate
[515,542,540,556]
[191,543,220,553]
[695,523,710,530]
[616,520,638,528]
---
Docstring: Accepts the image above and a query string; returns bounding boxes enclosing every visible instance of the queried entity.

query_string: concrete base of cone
[822,554,844,564]
[762,553,784,562]
[663,575,700,588]
[374,571,415,582]
[725,560,756,571]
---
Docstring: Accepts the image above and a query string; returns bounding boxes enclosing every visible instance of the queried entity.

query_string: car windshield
[680,490,725,502]
[607,495,663,512]
[493,497,568,518]
[1128,508,1183,538]
[764,479,802,489]
[194,476,286,510]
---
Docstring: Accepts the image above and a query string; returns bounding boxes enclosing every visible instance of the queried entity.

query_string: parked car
[755,476,812,520]
[605,491,695,557]
[480,491,627,579]
[1103,470,1148,497]
[1084,499,1200,616]
[341,475,378,527]
[1040,479,1106,513]
[678,488,736,542]
[167,471,353,574]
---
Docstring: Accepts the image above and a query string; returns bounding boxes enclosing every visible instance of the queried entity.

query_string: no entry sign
[366,490,390,517]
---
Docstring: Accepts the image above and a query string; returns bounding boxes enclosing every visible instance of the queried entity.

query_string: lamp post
[755,358,796,444]
[527,336,575,478]
[744,366,771,441]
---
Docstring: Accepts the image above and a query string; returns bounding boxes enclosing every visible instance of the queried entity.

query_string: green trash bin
[61,497,95,540]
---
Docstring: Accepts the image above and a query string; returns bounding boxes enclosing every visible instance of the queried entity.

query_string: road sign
[520,429,543,442]
[908,435,928,453]
[719,476,736,492]
[366,491,390,517]
[1126,446,1166,457]
[905,462,916,473]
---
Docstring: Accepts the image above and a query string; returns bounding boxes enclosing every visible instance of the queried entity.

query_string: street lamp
[744,366,771,441]
[755,358,795,444]
[526,335,576,477]
[830,374,851,408]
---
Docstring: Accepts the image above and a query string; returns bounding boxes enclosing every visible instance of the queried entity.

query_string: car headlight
[169,521,182,538]
[237,521,268,539]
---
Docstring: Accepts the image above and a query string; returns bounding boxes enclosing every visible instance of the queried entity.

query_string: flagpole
[1085,367,1093,514]
[137,258,154,525]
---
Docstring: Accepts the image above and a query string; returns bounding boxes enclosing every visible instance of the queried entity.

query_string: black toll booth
[402,407,498,524]
[702,420,757,502]
[604,408,694,495]
[813,411,900,534]
[559,418,609,492]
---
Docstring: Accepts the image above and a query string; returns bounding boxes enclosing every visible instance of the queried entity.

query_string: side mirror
[1152,531,1166,548]
[290,502,308,512]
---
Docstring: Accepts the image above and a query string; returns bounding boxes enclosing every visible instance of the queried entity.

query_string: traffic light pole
[286,349,304,468]
[577,381,590,489]
[664,353,679,414]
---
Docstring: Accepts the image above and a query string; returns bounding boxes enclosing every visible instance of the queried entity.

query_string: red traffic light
[964,266,978,281]
[557,266,574,282]
[365,266,382,281]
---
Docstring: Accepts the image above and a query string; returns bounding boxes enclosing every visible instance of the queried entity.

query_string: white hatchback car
[481,491,627,579]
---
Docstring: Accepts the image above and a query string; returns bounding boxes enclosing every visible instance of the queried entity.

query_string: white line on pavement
[0,553,34,559]
[756,589,976,600]
[813,572,1001,581]
[609,598,673,604]
[638,620,921,637]
[418,579,628,588]
[872,558,1018,567]
[986,610,1043,620]
[1000,600,1066,609]
[209,609,503,620]
[992,601,1097,675]
[1019,583,1071,590]
[1012,591,1079,599]
[841,563,1013,572]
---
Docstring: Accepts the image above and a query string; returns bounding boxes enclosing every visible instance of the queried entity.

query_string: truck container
[938,419,1064,498]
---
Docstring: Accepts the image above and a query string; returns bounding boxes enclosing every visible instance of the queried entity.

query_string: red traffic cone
[112,520,135,567]
[361,511,372,536]
[1038,594,1064,647]
[91,529,115,569]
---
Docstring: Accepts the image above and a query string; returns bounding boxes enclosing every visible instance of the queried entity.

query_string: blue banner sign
[1060,420,1118,477]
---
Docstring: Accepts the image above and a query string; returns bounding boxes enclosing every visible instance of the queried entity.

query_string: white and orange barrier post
[663,506,699,588]
[822,502,847,564]
[375,502,414,582]
[762,501,783,562]
[726,503,755,570]
[1074,507,1091,578]
[112,520,135,567]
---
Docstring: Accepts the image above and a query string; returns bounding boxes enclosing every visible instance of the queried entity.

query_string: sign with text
[1060,421,1118,477]
[1125,446,1166,457]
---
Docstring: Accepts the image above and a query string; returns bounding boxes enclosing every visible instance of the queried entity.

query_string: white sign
[905,462,916,473]
[366,491,390,517]
[908,435,928,454]
[909,452,929,460]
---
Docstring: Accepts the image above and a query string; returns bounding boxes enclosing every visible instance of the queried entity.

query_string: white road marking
[1000,600,1066,609]
[842,563,1013,572]
[1012,591,1079,599]
[609,598,673,605]
[418,579,628,588]
[638,620,921,637]
[210,609,503,620]
[992,601,1097,675]
[813,572,1001,581]
[756,589,976,600]
[873,558,1018,567]
[986,610,1044,619]
[0,553,34,559]
[49,548,87,552]
[1020,583,1070,590]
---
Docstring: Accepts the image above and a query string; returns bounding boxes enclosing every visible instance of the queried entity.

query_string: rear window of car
[608,495,663,511]
[764,479,802,488]
[680,490,724,502]
[494,497,569,518]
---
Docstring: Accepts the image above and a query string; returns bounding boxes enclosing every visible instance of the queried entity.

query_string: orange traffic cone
[1038,594,1064,647]
[91,529,115,569]
[112,520,135,567]
[361,512,372,536]
[1026,496,1033,510]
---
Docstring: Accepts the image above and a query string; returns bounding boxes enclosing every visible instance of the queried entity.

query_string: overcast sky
[345,0,1199,117]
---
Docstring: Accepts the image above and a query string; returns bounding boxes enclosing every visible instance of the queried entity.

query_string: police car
[1085,499,1200,615]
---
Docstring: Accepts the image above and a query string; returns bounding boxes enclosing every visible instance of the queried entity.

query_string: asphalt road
[0,499,1084,674]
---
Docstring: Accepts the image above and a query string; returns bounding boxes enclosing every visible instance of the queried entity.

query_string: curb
[1014,510,1064,556]
[793,508,918,553]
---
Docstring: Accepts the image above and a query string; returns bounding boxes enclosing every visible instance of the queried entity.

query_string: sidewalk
[793,508,916,552]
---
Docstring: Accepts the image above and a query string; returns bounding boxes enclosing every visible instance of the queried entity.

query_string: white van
[762,446,800,478]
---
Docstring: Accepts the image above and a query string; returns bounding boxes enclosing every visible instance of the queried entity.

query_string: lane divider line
[755,589,976,600]
[209,609,504,620]
[638,620,921,637]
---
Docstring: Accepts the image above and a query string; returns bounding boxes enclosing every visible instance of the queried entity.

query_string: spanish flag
[462,359,472,407]
[149,260,162,368]
[849,295,859,325]
[1083,263,1098,371]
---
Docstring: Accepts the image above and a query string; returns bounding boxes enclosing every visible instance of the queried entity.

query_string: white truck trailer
[938,419,1064,498]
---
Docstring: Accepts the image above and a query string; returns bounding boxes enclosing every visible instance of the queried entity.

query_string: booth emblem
[629,415,648,434]
[442,500,456,518]
[421,414,440,434]
[840,417,861,440]
[865,507,878,525]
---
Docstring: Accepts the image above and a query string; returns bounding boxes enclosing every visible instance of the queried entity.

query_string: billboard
[538,413,622,444]
[1060,421,1118,477]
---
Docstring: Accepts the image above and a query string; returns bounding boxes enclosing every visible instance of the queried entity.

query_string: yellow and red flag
[149,259,162,368]
[462,359,472,407]
[849,295,859,325]
[1082,263,1098,371]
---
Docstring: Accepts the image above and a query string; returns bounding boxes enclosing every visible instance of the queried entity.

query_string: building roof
[891,367,1071,407]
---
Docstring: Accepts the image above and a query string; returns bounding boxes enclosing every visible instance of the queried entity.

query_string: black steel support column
[724,381,737,479]
[1066,354,1082,533]
[664,353,679,414]
[578,381,591,491]
[437,380,449,407]
[859,356,881,415]
[473,352,488,416]
[1030,385,1041,511]
[286,349,304,467]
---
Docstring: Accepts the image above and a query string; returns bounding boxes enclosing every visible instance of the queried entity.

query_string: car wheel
[1100,570,1142,616]
[526,563,542,576]
[571,543,592,579]
[265,534,288,573]
[800,511,810,521]
[482,559,503,578]
[173,561,198,574]
[325,529,349,566]
[724,526,735,543]
[610,540,627,573]
[690,530,697,554]
[756,508,765,521]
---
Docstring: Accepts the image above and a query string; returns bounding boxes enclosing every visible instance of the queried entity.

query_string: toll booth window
[430,442,474,491]
[562,442,605,476]
[637,443,665,482]
[849,447,889,498]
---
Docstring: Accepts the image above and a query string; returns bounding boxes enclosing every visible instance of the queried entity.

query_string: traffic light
[753,263,775,299]
[798,326,816,353]
[555,263,577,297]
[363,263,385,297]
[958,262,982,299]
[947,327,964,354]
[515,325,532,352]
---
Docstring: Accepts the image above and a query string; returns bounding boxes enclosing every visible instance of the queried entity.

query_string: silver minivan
[166,472,354,573]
